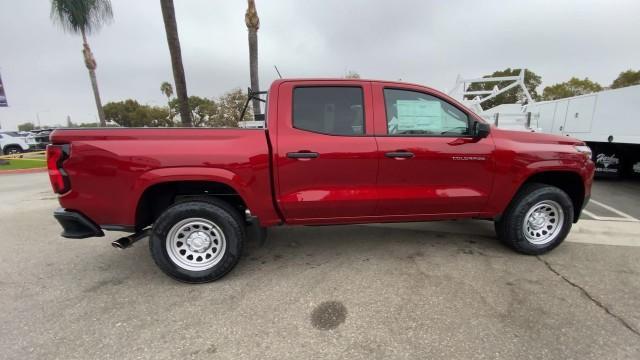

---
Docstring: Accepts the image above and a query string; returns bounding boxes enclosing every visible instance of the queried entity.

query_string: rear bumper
[54,208,104,239]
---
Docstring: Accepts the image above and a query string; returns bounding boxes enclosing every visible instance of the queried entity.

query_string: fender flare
[491,159,587,218]
[131,167,256,220]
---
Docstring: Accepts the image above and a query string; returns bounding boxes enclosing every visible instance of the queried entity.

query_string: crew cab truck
[47,79,595,283]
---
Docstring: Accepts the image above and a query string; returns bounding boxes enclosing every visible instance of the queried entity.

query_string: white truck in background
[451,72,640,178]
[524,85,640,178]
[0,132,30,155]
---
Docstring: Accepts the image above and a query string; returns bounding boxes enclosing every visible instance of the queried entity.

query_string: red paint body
[49,79,594,231]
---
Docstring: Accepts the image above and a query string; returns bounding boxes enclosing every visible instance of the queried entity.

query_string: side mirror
[473,121,491,138]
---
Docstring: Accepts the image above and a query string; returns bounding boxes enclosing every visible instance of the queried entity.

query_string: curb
[0,168,47,175]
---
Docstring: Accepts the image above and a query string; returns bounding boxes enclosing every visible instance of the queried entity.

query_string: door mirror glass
[474,121,491,138]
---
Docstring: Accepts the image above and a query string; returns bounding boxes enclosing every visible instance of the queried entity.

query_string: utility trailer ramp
[449,69,533,113]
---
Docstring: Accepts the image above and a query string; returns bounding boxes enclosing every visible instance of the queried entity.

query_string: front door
[372,84,495,217]
[275,81,379,223]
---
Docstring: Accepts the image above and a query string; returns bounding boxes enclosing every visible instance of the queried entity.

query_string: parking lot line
[582,209,638,222]
[568,219,640,247]
[588,199,639,222]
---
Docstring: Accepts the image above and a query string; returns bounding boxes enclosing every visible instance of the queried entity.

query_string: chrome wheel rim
[166,218,226,271]
[523,200,564,245]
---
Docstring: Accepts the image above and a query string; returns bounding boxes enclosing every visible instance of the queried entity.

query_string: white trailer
[488,85,640,178]
[451,72,640,177]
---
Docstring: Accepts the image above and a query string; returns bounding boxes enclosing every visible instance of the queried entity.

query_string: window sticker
[396,100,442,131]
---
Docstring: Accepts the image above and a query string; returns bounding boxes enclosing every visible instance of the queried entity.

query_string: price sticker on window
[396,100,442,131]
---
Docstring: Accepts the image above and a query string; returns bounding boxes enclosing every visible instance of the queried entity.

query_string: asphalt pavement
[583,179,640,220]
[1,172,639,359]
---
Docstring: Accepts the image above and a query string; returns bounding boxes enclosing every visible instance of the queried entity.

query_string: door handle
[287,151,319,159]
[385,151,414,159]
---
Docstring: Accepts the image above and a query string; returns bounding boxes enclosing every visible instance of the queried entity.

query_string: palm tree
[245,0,260,116]
[160,0,192,127]
[160,81,173,100]
[50,0,113,127]
[160,81,173,120]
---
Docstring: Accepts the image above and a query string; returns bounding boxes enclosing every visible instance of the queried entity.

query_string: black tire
[149,198,245,283]
[2,145,22,155]
[495,183,574,255]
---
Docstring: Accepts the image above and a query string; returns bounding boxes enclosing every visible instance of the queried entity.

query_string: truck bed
[50,128,281,229]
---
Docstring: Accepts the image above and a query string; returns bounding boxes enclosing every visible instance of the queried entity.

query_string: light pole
[35,110,50,129]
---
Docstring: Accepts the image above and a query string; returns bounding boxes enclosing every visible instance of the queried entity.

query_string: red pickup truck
[47,79,594,283]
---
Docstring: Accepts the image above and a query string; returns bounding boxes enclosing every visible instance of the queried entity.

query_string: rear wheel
[149,198,245,283]
[2,145,22,155]
[495,183,573,255]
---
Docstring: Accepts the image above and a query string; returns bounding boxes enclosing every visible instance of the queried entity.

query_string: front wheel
[495,183,574,255]
[149,198,245,283]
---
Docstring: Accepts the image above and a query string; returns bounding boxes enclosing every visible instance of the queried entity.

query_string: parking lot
[1,172,639,359]
[583,180,640,221]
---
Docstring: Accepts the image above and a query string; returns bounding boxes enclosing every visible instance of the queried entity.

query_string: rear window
[293,87,364,135]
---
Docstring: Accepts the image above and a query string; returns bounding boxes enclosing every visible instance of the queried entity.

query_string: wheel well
[521,171,585,222]
[135,181,247,231]
[3,144,22,151]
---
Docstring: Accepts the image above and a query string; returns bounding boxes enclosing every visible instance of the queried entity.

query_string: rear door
[372,83,495,217]
[274,80,379,223]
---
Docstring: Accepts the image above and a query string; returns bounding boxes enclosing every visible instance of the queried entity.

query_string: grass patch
[0,159,47,171]
[25,154,46,160]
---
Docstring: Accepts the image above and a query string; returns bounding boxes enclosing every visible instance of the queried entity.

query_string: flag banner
[0,71,8,107]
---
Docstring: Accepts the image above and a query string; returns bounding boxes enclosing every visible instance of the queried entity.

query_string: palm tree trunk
[246,0,260,117]
[81,29,106,127]
[160,0,192,127]
[248,29,260,116]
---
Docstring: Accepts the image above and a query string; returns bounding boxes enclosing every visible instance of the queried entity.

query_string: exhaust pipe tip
[111,237,131,249]
[111,229,150,250]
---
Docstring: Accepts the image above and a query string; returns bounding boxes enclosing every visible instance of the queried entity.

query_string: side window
[293,87,364,135]
[384,88,470,136]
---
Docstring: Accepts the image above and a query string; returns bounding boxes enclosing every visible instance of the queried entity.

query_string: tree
[160,81,174,119]
[103,99,171,127]
[76,122,102,127]
[465,68,541,109]
[245,0,261,117]
[160,81,173,102]
[542,77,603,100]
[345,71,360,79]
[610,70,640,89]
[167,90,253,128]
[160,0,192,126]
[18,122,36,132]
[169,96,217,127]
[50,0,114,127]
[211,89,252,127]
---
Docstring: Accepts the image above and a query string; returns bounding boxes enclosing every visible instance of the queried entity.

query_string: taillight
[46,144,70,194]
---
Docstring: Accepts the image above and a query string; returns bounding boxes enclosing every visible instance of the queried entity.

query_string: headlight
[574,145,592,158]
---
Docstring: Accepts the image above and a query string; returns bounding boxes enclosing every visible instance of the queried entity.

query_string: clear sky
[0,0,639,130]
